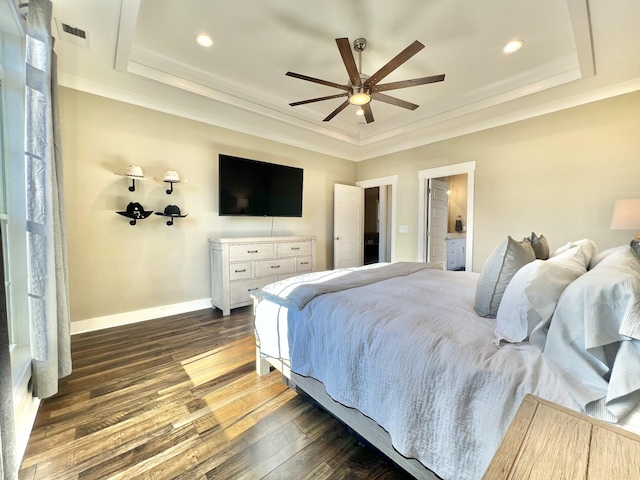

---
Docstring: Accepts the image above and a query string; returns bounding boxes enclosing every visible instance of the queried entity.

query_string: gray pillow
[474,236,536,317]
[530,232,549,260]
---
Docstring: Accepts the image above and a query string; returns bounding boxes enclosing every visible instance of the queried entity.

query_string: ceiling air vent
[61,23,86,39]
[55,18,91,49]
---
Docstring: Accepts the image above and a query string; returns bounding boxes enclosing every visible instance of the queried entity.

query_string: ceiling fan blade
[372,74,445,93]
[336,38,361,87]
[362,103,374,123]
[364,40,425,88]
[289,93,348,107]
[323,100,350,122]
[372,93,419,110]
[286,71,349,91]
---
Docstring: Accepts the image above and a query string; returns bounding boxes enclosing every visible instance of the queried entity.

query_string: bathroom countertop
[446,232,467,240]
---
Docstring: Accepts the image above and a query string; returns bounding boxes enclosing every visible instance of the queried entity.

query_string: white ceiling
[49,0,640,161]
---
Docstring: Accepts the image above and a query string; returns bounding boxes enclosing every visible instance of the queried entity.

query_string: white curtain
[25,0,72,399]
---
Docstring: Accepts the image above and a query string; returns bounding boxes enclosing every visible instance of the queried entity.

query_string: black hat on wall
[155,205,188,218]
[116,202,153,219]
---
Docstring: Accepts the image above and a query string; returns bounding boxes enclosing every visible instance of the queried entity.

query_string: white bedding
[254,266,580,480]
[253,261,437,310]
[541,246,640,425]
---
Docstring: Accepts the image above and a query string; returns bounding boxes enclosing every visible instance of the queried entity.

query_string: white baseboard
[14,367,40,467]
[70,298,213,335]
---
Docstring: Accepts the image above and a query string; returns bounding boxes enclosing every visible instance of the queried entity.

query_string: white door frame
[357,175,397,262]
[418,162,475,269]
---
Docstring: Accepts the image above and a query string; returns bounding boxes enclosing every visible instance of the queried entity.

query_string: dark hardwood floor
[18,307,414,479]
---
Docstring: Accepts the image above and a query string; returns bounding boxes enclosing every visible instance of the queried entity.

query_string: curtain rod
[18,2,28,20]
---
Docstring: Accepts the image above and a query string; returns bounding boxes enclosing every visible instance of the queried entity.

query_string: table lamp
[610,199,640,259]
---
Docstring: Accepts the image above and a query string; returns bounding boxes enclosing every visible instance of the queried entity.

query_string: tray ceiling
[50,0,640,161]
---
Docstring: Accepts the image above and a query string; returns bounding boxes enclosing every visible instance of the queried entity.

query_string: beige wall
[357,91,640,271]
[60,87,640,322]
[59,88,356,322]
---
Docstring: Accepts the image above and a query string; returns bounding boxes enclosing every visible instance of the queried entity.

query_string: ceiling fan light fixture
[349,93,371,105]
[349,86,371,105]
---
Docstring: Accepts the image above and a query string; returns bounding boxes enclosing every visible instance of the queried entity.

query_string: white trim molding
[70,298,212,335]
[356,175,398,262]
[13,358,39,466]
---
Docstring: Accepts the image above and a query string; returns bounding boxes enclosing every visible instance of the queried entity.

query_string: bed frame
[256,349,440,479]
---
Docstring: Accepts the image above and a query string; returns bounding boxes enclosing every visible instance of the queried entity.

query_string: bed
[251,238,640,479]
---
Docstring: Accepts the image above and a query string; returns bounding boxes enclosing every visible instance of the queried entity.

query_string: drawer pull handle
[300,261,309,265]
[248,287,259,292]
[247,250,258,254]
[235,269,246,273]
[271,265,280,269]
[291,247,300,250]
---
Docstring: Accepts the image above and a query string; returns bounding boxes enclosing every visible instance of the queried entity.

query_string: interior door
[427,179,448,268]
[334,184,363,269]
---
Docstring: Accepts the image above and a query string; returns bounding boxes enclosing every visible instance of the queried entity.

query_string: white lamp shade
[611,199,640,230]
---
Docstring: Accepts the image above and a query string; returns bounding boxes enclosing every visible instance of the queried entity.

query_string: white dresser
[209,236,317,316]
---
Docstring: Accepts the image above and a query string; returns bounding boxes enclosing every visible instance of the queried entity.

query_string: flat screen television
[218,154,304,217]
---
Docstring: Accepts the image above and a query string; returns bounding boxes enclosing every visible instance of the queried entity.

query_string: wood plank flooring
[18,307,414,479]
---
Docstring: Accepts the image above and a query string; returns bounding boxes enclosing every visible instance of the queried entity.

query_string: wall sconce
[610,198,640,259]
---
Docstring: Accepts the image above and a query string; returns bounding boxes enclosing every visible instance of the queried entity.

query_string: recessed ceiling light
[197,34,213,47]
[356,107,365,116]
[503,39,524,54]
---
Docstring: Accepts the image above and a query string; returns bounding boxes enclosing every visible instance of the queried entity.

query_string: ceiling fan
[286,37,445,124]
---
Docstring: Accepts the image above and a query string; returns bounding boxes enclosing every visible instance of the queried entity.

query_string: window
[0,0,30,374]
[0,84,15,351]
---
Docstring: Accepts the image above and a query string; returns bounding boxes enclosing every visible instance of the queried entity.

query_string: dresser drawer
[297,256,313,272]
[229,243,274,262]
[229,262,251,281]
[229,278,273,305]
[277,241,312,258]
[255,257,296,278]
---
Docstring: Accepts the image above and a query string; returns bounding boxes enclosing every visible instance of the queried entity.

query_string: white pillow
[551,239,598,265]
[538,245,640,421]
[571,239,598,263]
[495,246,588,344]
[550,241,572,257]
[474,236,535,318]
[589,245,628,270]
